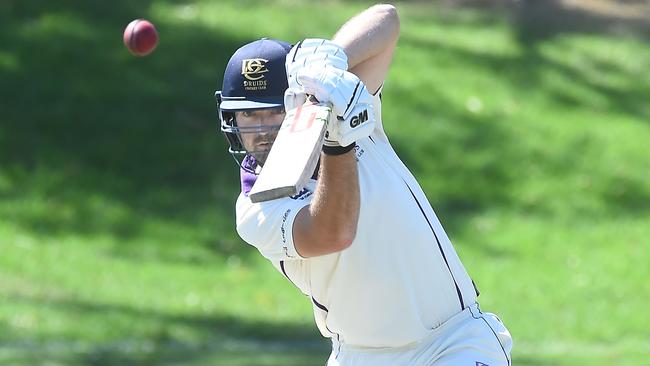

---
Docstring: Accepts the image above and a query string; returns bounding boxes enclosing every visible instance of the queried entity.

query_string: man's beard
[249,136,275,166]
[251,150,270,166]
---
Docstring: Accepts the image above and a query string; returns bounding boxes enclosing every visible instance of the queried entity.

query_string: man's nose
[259,115,276,125]
[258,128,271,137]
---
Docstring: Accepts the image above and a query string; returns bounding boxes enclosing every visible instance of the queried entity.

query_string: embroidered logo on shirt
[280,209,291,244]
[291,188,312,200]
[283,246,294,258]
[355,145,365,161]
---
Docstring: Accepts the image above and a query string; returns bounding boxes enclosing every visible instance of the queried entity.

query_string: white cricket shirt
[235,90,478,348]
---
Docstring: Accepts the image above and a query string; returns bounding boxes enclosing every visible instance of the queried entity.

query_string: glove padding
[284,87,375,148]
[286,38,348,90]
[283,87,307,113]
[296,64,371,120]
[324,101,376,148]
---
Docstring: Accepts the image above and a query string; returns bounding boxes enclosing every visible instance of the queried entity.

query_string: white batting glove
[283,87,307,112]
[324,100,376,149]
[284,87,374,148]
[296,64,371,120]
[286,38,348,90]
[284,74,375,151]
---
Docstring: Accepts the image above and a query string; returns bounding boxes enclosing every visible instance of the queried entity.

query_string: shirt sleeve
[369,85,389,143]
[235,186,314,261]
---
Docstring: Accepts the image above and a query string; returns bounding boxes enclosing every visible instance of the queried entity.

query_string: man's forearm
[291,5,399,258]
[334,4,399,66]
[293,149,359,258]
[301,4,397,253]
[311,150,359,246]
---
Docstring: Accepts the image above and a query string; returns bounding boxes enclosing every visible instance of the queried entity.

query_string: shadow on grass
[433,0,650,41]
[1,1,648,254]
[0,1,254,256]
[511,0,650,43]
[392,9,650,227]
[3,293,329,366]
[0,3,648,365]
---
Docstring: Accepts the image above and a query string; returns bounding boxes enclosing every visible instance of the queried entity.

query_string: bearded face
[235,107,285,165]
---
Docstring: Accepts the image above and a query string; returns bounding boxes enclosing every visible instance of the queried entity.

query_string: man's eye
[272,107,285,115]
[241,111,253,117]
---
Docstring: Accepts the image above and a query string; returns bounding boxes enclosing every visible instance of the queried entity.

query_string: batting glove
[284,81,375,153]
[283,87,307,112]
[324,99,376,151]
[296,64,371,120]
[286,38,348,90]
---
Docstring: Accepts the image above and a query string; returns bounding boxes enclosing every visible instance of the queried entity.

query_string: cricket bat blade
[248,102,330,203]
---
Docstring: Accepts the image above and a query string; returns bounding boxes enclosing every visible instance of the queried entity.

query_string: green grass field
[1,1,649,365]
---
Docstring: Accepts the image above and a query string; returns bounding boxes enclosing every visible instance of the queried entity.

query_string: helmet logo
[241,58,269,81]
[241,58,270,91]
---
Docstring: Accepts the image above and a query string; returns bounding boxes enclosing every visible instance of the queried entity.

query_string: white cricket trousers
[326,303,512,366]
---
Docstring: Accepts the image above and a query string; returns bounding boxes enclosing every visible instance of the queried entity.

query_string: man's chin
[251,151,269,166]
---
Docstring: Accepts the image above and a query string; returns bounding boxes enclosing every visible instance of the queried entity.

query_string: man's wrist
[322,142,356,156]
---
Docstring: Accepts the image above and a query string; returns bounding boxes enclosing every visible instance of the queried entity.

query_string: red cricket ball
[123,19,158,56]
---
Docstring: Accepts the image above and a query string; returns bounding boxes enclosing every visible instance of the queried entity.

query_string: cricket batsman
[216,3,513,365]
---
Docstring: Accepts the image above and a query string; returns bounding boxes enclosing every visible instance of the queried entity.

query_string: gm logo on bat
[350,109,369,128]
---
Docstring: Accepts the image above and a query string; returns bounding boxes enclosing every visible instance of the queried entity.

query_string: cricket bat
[248,100,330,203]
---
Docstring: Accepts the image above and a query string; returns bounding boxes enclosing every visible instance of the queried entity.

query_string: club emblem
[241,58,269,81]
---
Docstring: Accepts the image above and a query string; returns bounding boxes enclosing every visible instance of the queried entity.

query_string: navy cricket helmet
[215,38,292,172]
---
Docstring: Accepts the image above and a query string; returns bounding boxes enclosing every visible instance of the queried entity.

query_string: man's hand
[285,39,375,148]
[296,65,370,119]
[284,84,375,149]
[324,101,375,148]
[295,65,376,147]
[286,38,348,90]
[283,87,307,112]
